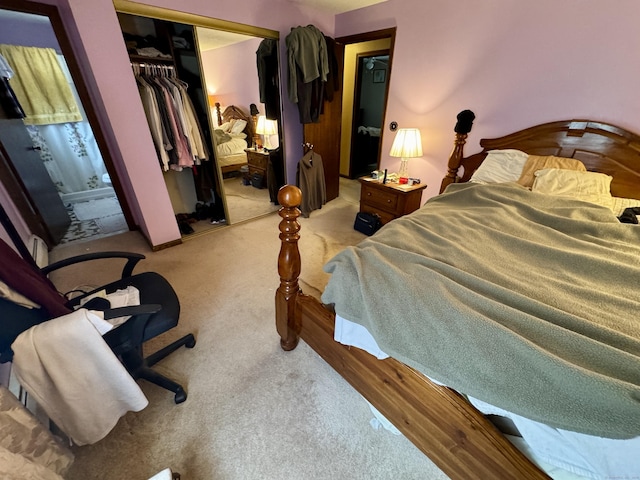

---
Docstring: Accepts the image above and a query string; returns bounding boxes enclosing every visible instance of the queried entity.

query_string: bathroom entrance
[0,5,128,247]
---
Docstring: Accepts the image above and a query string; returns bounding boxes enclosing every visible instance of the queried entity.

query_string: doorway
[350,52,388,178]
[0,2,130,248]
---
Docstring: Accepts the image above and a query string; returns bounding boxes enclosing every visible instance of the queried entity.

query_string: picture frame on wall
[373,69,386,83]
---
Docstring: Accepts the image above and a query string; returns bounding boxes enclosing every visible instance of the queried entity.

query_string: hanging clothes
[132,64,208,172]
[296,148,326,217]
[285,26,329,124]
[256,38,280,120]
[323,36,340,103]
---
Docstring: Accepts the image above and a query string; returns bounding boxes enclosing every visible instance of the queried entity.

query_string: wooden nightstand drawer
[358,177,427,225]
[247,152,269,170]
[361,186,398,212]
[361,205,395,224]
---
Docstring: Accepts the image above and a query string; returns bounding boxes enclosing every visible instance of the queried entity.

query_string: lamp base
[398,158,410,184]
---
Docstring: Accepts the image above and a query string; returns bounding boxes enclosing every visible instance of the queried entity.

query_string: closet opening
[114,1,285,237]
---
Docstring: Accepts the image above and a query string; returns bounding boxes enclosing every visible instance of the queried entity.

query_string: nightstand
[245,148,269,188]
[359,177,427,225]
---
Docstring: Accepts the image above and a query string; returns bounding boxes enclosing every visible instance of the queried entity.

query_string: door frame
[0,0,134,246]
[349,48,390,178]
[337,28,396,180]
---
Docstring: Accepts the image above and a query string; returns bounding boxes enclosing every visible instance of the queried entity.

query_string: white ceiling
[197,0,387,51]
[196,28,257,52]
[286,0,387,15]
[1,1,388,53]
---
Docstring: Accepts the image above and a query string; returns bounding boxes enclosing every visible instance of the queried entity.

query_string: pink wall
[25,0,333,248]
[336,0,640,200]
[200,38,262,113]
[8,0,639,248]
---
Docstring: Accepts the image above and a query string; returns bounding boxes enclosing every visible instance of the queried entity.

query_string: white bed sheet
[216,135,247,158]
[334,314,640,480]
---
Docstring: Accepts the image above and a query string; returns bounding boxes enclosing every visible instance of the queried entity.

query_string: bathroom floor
[59,196,127,245]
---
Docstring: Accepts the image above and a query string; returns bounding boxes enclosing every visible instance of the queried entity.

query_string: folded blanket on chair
[11,309,148,445]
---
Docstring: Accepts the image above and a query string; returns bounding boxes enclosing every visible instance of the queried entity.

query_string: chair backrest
[0,297,49,363]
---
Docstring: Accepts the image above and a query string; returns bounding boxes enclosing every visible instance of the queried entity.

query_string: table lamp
[389,128,423,184]
[256,115,278,150]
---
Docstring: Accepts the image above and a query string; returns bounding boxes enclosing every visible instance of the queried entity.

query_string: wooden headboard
[441,119,640,200]
[213,103,255,145]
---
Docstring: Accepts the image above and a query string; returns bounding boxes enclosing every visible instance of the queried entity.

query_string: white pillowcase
[531,168,613,196]
[532,168,615,211]
[229,119,247,135]
[469,149,529,184]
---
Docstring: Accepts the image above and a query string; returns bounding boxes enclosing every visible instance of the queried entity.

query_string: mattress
[217,152,247,168]
[334,313,640,480]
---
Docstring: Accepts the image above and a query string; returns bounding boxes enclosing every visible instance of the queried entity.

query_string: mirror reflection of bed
[197,27,283,225]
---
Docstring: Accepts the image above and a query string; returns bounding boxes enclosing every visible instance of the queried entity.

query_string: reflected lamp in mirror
[389,128,423,184]
[256,115,278,150]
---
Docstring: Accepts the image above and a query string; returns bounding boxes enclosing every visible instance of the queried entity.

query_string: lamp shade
[389,128,423,158]
[256,116,278,149]
[255,115,278,135]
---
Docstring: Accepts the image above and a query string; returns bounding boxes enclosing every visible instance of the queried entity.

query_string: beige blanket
[12,309,148,445]
[322,182,640,439]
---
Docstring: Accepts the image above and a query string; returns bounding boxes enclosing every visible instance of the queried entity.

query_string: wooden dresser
[359,177,427,225]
[245,148,269,188]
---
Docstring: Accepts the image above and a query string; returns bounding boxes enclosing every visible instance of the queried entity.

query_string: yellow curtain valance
[0,44,81,125]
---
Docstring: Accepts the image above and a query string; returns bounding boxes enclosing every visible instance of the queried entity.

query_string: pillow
[469,149,529,184]
[531,168,613,196]
[229,119,247,135]
[218,121,233,133]
[516,155,586,188]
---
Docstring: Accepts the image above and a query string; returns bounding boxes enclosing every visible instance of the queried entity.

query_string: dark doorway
[350,52,388,178]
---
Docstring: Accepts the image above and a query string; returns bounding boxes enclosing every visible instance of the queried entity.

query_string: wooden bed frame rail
[275,186,549,480]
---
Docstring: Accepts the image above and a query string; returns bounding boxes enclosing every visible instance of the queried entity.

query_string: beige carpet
[223,176,279,225]
[49,178,448,480]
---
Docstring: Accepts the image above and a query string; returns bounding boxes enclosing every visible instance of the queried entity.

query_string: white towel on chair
[11,308,148,445]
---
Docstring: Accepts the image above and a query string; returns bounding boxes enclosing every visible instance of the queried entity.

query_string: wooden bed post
[440,132,468,193]
[275,185,303,351]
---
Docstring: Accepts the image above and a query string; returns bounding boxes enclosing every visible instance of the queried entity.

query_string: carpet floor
[49,179,449,480]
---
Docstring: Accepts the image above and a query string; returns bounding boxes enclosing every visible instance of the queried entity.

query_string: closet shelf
[128,54,174,64]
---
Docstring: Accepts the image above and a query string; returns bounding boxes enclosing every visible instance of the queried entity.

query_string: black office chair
[0,239,195,404]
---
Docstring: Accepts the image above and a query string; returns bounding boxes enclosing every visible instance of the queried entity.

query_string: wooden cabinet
[359,177,427,224]
[246,149,269,188]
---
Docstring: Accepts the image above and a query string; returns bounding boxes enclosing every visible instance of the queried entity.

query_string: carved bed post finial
[440,132,468,193]
[276,185,303,351]
[440,110,475,193]
[215,102,222,127]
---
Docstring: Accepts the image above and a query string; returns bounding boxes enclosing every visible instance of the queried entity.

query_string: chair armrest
[101,304,162,351]
[42,252,146,278]
[102,304,161,320]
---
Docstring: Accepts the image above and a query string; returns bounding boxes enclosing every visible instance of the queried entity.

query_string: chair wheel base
[174,389,187,404]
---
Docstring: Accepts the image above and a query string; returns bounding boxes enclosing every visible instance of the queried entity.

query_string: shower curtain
[0,45,108,196]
